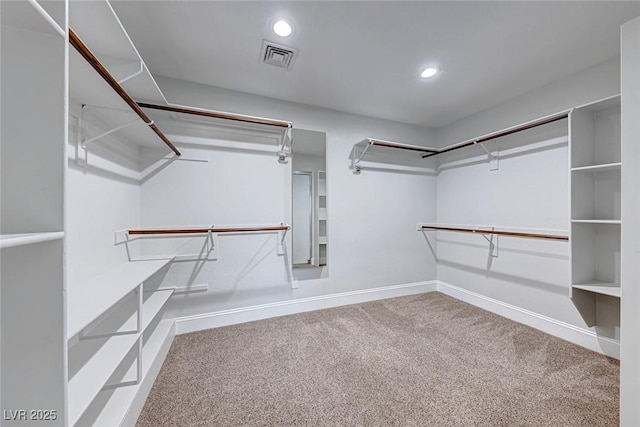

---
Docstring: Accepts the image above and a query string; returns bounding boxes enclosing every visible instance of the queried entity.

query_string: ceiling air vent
[261,40,298,71]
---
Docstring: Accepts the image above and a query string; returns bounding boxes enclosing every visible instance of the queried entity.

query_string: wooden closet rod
[422,111,569,158]
[420,225,568,241]
[137,103,293,129]
[367,138,438,154]
[69,29,181,156]
[128,225,290,235]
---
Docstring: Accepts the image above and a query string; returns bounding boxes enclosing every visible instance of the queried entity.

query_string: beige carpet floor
[137,292,619,426]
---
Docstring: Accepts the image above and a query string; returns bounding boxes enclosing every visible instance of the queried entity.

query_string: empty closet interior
[1,1,640,426]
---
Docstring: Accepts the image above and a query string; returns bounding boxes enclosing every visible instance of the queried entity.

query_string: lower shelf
[68,289,173,425]
[573,282,621,298]
[80,319,175,427]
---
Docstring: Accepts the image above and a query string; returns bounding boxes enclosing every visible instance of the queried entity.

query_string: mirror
[291,129,327,278]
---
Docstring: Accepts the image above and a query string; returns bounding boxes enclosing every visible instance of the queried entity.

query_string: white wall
[436,59,621,148]
[435,121,585,324]
[139,77,437,318]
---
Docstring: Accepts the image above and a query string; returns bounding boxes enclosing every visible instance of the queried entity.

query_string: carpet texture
[137,292,619,426]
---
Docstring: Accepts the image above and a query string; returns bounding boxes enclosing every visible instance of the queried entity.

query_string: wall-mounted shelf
[70,0,167,104]
[67,258,173,339]
[120,224,291,260]
[126,224,290,235]
[0,232,64,249]
[137,102,293,163]
[424,111,570,159]
[350,138,437,173]
[69,29,180,156]
[419,224,569,241]
[350,111,569,174]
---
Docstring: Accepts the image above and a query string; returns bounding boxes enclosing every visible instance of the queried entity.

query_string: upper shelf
[1,0,65,37]
[138,102,293,163]
[127,224,290,236]
[351,111,569,173]
[419,224,568,241]
[349,138,438,174]
[70,0,166,103]
[69,29,180,156]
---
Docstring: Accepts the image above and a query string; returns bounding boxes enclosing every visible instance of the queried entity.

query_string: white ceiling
[113,1,640,129]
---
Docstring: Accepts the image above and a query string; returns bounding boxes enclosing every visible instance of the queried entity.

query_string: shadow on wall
[437,258,568,297]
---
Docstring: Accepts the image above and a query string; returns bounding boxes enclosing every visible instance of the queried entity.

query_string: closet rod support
[118,62,144,85]
[473,140,495,161]
[81,117,140,148]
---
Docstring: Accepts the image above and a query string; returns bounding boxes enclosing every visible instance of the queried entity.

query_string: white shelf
[318,237,327,245]
[70,0,167,103]
[70,47,172,153]
[0,232,64,249]
[67,258,172,339]
[571,219,621,224]
[1,0,64,37]
[83,319,175,427]
[68,289,173,425]
[572,162,621,172]
[573,282,621,298]
[69,332,138,425]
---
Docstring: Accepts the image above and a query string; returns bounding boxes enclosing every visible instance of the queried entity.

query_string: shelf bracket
[117,61,144,85]
[473,140,499,171]
[278,225,288,255]
[80,104,141,149]
[278,126,293,164]
[350,140,373,174]
[477,228,499,257]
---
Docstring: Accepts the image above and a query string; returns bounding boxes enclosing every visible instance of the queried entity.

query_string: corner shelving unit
[570,95,621,326]
[1,0,67,424]
[66,258,174,425]
[65,1,179,425]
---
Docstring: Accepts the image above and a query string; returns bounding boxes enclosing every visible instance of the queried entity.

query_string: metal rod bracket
[278,126,292,163]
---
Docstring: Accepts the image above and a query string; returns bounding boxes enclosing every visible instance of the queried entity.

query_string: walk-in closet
[1,1,640,426]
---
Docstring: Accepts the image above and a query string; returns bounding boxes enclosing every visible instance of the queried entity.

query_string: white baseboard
[172,279,618,359]
[174,281,438,335]
[437,281,620,359]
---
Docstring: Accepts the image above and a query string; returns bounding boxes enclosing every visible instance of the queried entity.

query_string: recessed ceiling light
[420,67,439,79]
[273,19,293,37]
